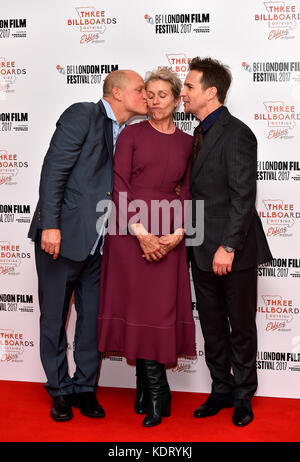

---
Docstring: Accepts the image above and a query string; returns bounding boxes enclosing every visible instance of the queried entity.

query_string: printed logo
[0,112,29,132]
[56,63,118,85]
[0,19,27,39]
[254,101,300,139]
[0,241,31,276]
[0,57,26,94]
[254,1,300,40]
[145,12,210,34]
[257,160,300,181]
[67,7,117,44]
[258,199,300,237]
[257,295,300,332]
[0,150,29,186]
[0,329,34,362]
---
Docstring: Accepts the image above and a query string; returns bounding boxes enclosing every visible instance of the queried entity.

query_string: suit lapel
[98,100,114,159]
[190,107,231,183]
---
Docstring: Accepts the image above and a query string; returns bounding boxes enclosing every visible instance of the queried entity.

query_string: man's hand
[41,229,61,260]
[212,246,235,276]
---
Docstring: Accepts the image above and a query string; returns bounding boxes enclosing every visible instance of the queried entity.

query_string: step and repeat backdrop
[1,0,300,398]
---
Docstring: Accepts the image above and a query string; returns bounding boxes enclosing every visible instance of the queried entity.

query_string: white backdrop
[1,0,300,399]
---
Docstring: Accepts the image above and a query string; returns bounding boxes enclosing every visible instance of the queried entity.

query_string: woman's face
[146,79,179,122]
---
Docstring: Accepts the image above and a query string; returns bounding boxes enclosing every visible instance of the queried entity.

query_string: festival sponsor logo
[258,257,300,278]
[254,101,300,139]
[0,112,29,133]
[257,350,300,372]
[56,63,118,85]
[67,7,117,44]
[242,60,300,83]
[258,199,300,237]
[257,295,300,332]
[0,329,34,362]
[254,1,299,40]
[0,57,26,94]
[144,12,210,34]
[0,204,31,225]
[0,241,31,276]
[0,293,34,313]
[0,150,29,186]
[257,160,300,181]
[0,18,27,39]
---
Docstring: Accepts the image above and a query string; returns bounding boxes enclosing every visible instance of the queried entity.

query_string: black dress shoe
[50,395,73,422]
[73,392,105,418]
[232,406,253,427]
[193,394,233,418]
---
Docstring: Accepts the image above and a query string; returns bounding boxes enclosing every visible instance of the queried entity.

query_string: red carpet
[0,380,299,443]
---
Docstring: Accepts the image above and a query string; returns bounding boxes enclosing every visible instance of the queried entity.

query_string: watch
[222,245,235,253]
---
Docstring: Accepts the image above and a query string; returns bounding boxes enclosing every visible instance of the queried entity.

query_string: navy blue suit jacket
[28,100,113,261]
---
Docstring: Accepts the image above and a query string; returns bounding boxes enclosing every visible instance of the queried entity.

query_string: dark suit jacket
[191,106,272,272]
[28,100,113,261]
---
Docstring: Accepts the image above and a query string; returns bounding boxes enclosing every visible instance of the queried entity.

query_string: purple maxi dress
[98,120,196,364]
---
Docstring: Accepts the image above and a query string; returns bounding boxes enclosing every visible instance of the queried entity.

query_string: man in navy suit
[181,58,272,427]
[28,70,148,421]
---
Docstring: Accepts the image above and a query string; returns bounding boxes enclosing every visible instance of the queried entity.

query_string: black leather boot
[142,359,171,427]
[134,358,148,414]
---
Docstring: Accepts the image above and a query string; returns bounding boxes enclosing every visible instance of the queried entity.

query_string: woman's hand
[158,228,185,255]
[130,223,167,262]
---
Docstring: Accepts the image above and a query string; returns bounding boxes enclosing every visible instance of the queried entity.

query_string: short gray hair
[145,67,182,100]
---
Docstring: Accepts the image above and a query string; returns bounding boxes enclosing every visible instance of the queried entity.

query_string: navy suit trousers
[35,238,102,397]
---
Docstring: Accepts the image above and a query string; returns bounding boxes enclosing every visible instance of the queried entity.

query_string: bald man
[28,70,148,422]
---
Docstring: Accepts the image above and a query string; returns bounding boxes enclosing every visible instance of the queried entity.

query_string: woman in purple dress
[98,68,196,427]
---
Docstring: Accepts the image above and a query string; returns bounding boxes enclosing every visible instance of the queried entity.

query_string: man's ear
[112,86,122,102]
[207,86,218,101]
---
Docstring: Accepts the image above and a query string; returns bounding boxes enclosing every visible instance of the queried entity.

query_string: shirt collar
[101,98,125,130]
[201,105,225,133]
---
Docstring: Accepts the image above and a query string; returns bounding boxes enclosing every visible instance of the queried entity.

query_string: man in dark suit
[28,70,148,421]
[181,57,272,426]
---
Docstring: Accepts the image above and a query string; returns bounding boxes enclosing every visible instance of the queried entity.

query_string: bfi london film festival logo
[0,150,29,186]
[0,204,31,225]
[254,1,299,40]
[0,241,31,276]
[257,160,300,182]
[254,101,300,139]
[0,57,26,95]
[0,329,34,363]
[0,18,27,39]
[56,63,118,85]
[0,112,29,133]
[257,350,300,371]
[257,295,299,332]
[0,293,34,314]
[241,61,300,83]
[258,257,300,279]
[144,12,210,34]
[258,199,300,237]
[67,7,117,44]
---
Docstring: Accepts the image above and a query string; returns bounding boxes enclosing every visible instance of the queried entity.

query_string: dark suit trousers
[35,240,102,397]
[191,257,258,399]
